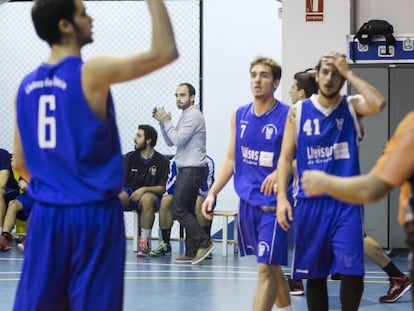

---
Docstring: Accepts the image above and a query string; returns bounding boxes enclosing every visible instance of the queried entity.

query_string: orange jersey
[398,182,412,225]
[372,111,414,225]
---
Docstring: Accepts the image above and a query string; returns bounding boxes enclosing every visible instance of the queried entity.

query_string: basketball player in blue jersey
[12,0,177,310]
[202,57,293,311]
[276,51,385,311]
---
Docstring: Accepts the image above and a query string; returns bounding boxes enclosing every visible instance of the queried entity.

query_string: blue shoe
[149,241,171,257]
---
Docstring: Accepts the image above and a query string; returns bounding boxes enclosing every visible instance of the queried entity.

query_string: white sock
[278,305,293,311]
[141,229,151,240]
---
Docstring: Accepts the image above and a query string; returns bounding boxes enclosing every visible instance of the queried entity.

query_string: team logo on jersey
[241,146,259,162]
[259,151,274,167]
[335,118,344,130]
[258,241,270,257]
[261,124,278,140]
[332,142,350,159]
[149,166,157,176]
[306,142,350,164]
[241,147,274,167]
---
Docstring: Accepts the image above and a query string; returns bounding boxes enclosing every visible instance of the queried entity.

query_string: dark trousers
[172,166,208,257]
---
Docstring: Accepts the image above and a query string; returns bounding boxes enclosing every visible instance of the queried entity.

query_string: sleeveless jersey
[16,56,123,205]
[234,101,291,206]
[295,95,362,199]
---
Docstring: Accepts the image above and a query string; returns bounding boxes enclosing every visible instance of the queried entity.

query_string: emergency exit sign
[306,0,324,22]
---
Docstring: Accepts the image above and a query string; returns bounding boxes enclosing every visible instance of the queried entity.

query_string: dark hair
[138,124,158,147]
[178,83,196,97]
[250,57,282,81]
[294,71,318,98]
[32,0,76,46]
[315,54,347,71]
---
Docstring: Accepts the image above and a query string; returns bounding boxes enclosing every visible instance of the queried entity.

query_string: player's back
[16,56,123,205]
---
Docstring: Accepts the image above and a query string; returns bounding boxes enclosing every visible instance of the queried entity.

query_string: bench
[213,210,238,256]
[130,209,239,256]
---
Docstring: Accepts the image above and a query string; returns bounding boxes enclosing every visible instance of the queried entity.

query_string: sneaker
[0,232,12,251]
[149,241,171,257]
[136,238,150,257]
[206,252,213,260]
[174,255,195,264]
[286,275,305,296]
[17,237,25,252]
[191,242,215,265]
[379,275,412,303]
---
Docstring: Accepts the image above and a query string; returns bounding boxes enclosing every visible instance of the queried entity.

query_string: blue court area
[0,239,412,310]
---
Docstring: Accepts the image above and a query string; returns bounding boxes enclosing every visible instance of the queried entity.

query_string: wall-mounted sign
[306,0,324,22]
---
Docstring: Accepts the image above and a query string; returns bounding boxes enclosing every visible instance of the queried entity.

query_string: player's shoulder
[154,151,170,162]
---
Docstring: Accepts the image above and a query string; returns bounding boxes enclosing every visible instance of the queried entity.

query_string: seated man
[0,179,33,251]
[0,148,20,234]
[150,155,215,262]
[118,125,169,257]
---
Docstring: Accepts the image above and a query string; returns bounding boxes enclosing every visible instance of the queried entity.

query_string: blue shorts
[13,197,125,311]
[122,186,161,211]
[292,198,364,280]
[237,200,288,265]
[15,192,34,221]
[5,187,18,205]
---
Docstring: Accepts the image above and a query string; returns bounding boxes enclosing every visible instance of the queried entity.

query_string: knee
[8,200,22,213]
[172,208,182,220]
[257,263,274,281]
[159,196,172,215]
[118,191,129,209]
[139,193,157,213]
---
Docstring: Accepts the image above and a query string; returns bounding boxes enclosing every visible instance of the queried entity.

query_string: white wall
[281,1,351,103]
[203,0,282,210]
[355,0,414,34]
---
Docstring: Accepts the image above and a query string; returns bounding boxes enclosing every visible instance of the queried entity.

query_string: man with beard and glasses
[119,124,170,257]
[12,0,177,309]
[153,82,214,265]
[276,51,385,311]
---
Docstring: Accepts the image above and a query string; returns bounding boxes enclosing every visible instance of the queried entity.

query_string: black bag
[352,20,396,62]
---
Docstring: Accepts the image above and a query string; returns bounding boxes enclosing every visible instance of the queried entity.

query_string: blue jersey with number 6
[16,56,123,205]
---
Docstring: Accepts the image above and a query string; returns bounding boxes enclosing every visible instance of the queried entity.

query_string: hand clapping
[152,107,171,122]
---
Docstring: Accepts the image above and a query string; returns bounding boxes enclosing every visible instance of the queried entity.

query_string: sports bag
[352,20,396,62]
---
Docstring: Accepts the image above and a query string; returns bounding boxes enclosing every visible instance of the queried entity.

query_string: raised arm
[82,0,178,116]
[324,52,385,116]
